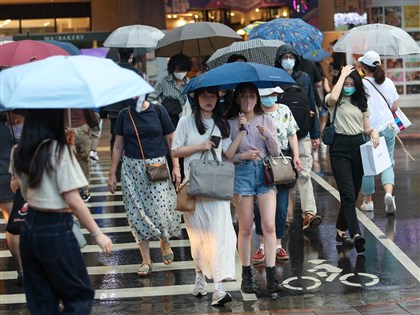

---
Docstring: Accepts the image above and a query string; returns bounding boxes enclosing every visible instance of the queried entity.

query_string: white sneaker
[89,151,99,161]
[384,193,396,215]
[361,200,374,211]
[192,273,207,297]
[211,288,232,306]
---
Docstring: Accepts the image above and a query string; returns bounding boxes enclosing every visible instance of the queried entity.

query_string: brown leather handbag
[176,181,196,212]
[128,107,170,182]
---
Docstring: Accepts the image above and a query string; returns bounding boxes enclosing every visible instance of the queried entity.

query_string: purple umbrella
[81,48,110,58]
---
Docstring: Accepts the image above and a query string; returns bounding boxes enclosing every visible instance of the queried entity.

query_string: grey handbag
[188,148,234,200]
[73,218,87,248]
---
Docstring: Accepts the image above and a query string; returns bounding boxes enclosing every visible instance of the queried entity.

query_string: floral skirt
[121,156,181,242]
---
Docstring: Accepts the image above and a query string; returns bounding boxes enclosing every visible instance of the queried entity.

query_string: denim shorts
[234,160,275,196]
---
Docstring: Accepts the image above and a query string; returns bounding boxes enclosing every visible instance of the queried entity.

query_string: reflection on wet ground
[1,126,419,314]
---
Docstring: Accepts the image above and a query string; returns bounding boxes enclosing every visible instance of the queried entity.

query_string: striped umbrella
[249,18,323,56]
[206,39,284,69]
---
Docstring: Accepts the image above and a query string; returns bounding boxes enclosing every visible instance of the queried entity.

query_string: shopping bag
[392,108,412,134]
[360,136,391,176]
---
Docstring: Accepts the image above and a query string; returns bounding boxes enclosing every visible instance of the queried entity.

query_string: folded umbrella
[0,55,154,109]
[183,62,295,94]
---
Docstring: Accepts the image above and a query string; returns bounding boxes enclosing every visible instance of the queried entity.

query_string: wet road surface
[1,114,419,314]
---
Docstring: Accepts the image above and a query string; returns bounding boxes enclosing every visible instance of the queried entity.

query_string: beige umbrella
[154,22,243,58]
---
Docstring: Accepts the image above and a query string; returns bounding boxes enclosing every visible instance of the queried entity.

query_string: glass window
[21,19,55,34]
[0,19,20,37]
[56,18,90,33]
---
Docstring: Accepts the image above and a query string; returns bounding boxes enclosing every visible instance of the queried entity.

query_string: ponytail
[364,62,385,84]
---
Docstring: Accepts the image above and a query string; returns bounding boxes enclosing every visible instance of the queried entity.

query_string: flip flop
[160,240,174,265]
[137,263,152,277]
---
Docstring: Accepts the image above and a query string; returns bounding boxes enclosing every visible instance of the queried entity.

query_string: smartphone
[210,135,221,148]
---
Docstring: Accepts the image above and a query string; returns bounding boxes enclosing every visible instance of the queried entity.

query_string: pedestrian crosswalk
[0,153,254,313]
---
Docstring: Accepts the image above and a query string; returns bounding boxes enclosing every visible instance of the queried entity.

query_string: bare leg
[233,195,255,267]
[0,202,22,272]
[257,192,277,267]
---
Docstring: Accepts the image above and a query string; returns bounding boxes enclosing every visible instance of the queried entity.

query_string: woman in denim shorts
[225,82,283,293]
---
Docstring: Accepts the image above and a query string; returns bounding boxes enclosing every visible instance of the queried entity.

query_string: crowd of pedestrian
[0,31,403,312]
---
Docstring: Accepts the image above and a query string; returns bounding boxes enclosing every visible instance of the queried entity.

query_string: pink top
[228,114,280,163]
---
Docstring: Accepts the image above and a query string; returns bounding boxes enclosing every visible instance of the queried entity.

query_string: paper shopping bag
[392,108,412,134]
[360,136,392,176]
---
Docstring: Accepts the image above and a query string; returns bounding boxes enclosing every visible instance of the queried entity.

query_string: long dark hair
[338,69,368,112]
[193,87,230,138]
[225,82,264,119]
[362,62,385,85]
[14,109,70,188]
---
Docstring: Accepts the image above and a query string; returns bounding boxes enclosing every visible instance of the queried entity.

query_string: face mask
[281,58,295,71]
[261,96,277,108]
[174,72,187,80]
[343,87,356,96]
[135,95,146,113]
[11,123,23,141]
[240,99,255,113]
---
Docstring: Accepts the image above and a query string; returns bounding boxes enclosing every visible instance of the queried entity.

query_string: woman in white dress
[172,87,244,307]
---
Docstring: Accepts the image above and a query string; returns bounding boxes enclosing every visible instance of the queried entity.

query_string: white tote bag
[360,136,392,176]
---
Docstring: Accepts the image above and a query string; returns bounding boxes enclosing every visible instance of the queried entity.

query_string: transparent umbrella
[332,23,420,56]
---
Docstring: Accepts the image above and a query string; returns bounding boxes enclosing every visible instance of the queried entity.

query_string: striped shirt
[147,73,190,106]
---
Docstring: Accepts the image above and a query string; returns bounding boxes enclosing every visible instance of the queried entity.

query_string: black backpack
[279,77,311,139]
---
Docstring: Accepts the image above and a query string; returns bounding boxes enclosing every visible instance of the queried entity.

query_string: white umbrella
[0,55,154,109]
[333,23,420,56]
[206,39,284,69]
[103,24,164,54]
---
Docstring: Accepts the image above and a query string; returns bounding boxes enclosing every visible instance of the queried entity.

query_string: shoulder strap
[330,102,338,124]
[128,107,148,170]
[364,78,392,113]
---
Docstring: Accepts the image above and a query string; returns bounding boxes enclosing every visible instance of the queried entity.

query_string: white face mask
[281,58,295,71]
[135,95,146,113]
[174,72,187,80]
[10,123,23,141]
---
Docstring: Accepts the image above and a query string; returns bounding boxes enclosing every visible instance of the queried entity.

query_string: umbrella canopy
[81,47,110,58]
[206,39,285,69]
[183,62,295,93]
[332,23,420,56]
[0,40,70,66]
[0,55,154,109]
[42,40,81,55]
[242,21,265,35]
[249,18,323,56]
[302,48,331,62]
[154,22,243,57]
[103,24,164,54]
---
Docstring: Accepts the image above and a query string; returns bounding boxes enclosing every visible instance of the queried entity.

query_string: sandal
[137,263,152,277]
[160,239,174,265]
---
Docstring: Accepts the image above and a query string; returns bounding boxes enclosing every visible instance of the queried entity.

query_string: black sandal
[336,232,354,246]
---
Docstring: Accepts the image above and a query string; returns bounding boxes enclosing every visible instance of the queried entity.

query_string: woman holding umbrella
[225,82,283,293]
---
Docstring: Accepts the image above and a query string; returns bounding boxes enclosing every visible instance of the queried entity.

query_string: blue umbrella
[249,18,323,56]
[183,62,295,94]
[302,48,331,62]
[42,40,81,55]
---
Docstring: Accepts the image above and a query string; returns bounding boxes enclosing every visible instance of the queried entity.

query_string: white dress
[172,115,237,282]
